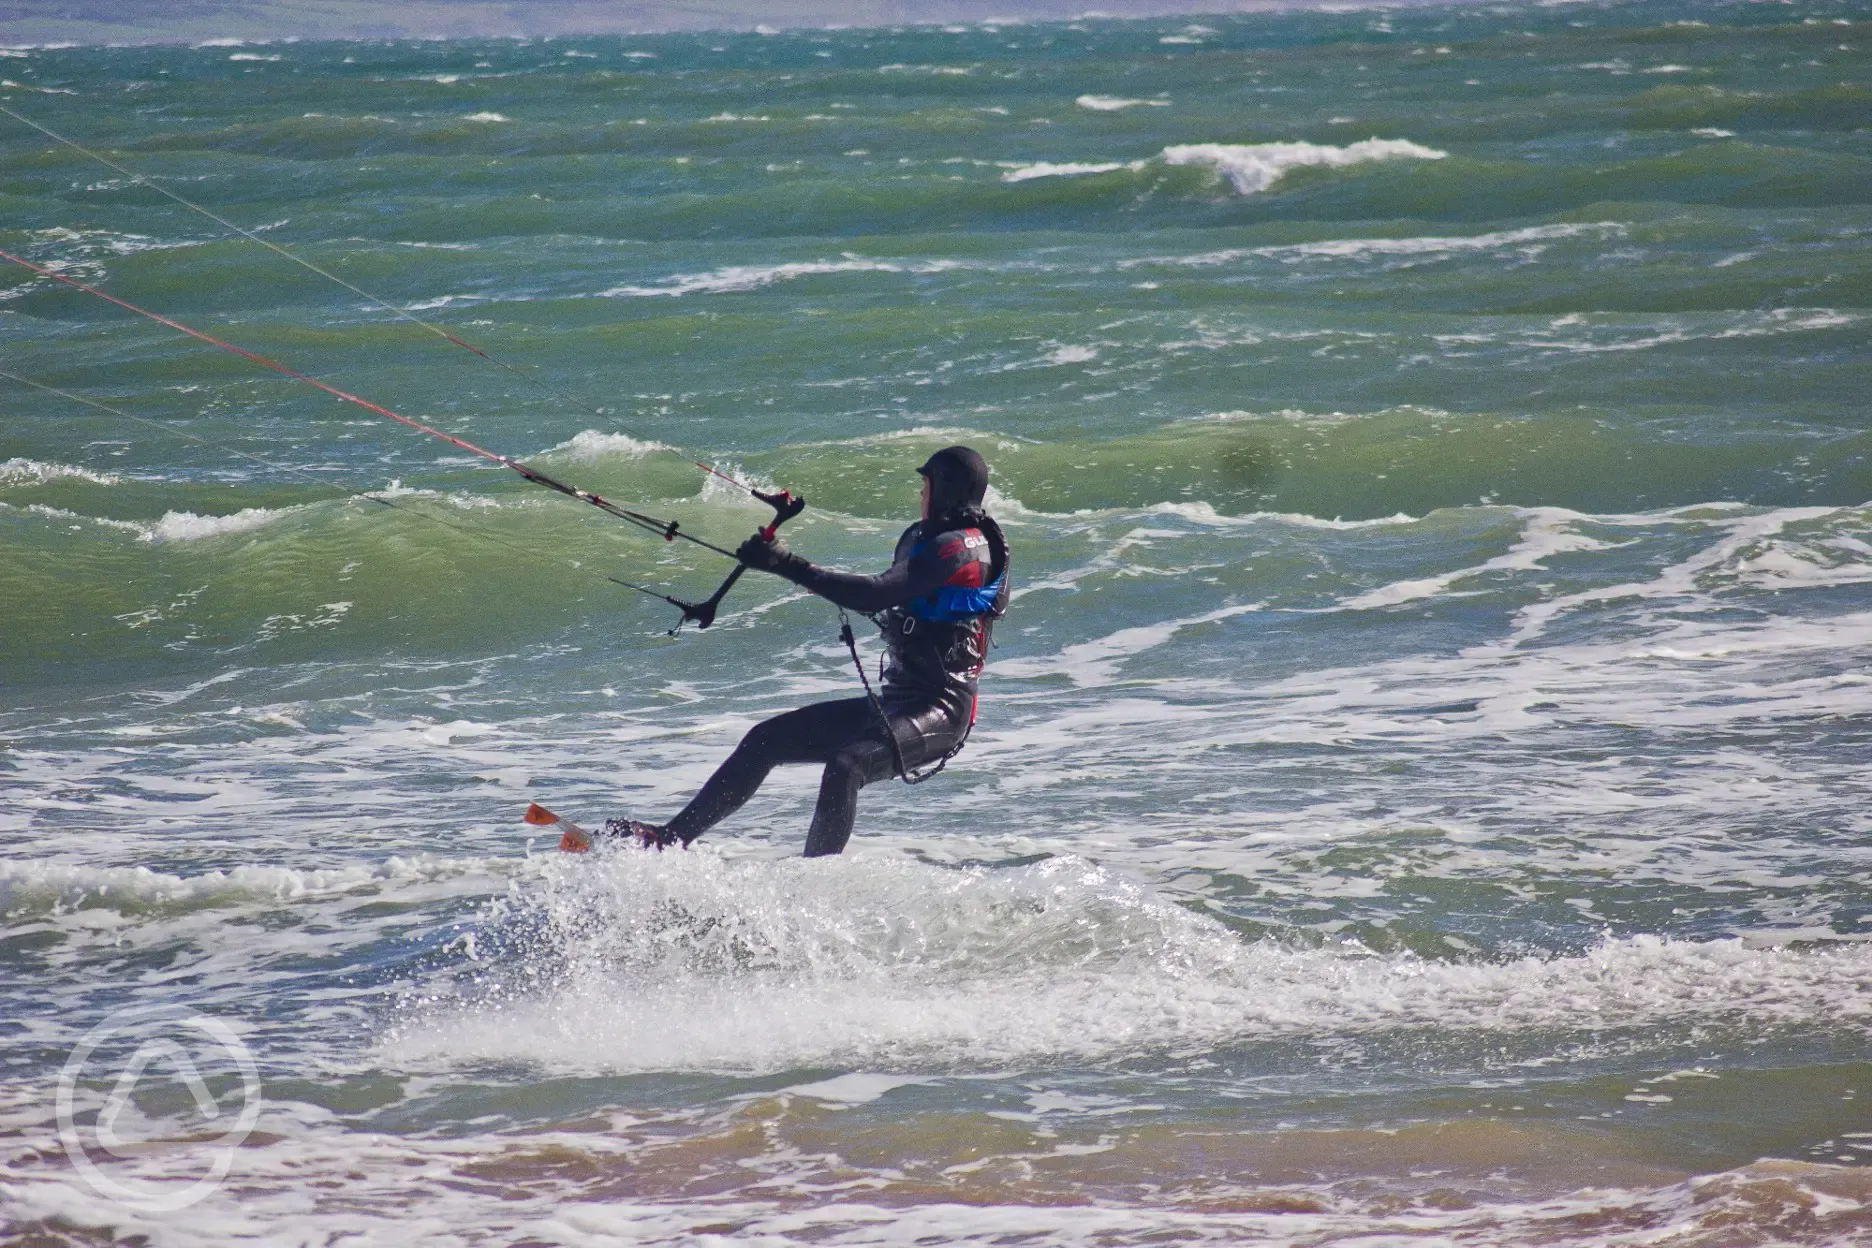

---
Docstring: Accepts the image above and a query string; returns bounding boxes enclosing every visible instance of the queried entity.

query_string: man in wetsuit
[612,445,1010,857]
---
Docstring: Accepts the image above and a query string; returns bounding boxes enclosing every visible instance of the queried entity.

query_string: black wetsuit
[663,518,1007,856]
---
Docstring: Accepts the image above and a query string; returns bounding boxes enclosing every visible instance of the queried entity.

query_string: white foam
[0,77,74,94]
[384,851,1872,1077]
[1730,538,1872,589]
[1128,222,1624,270]
[4,500,314,543]
[542,429,668,461]
[462,111,509,122]
[1075,94,1167,111]
[994,602,1262,686]
[1000,159,1138,182]
[1135,504,1872,752]
[697,458,777,504]
[0,855,504,914]
[782,1072,929,1105]
[0,457,120,487]
[255,600,351,640]
[418,718,496,746]
[1500,505,1846,649]
[5,502,140,536]
[2,1152,1865,1248]
[141,507,286,543]
[967,487,1418,529]
[1162,138,1446,195]
[400,292,482,310]
[1337,507,1617,610]
[599,255,981,298]
[1399,221,1624,254]
[598,257,902,298]
[31,225,207,256]
[1513,307,1860,355]
[954,503,1872,869]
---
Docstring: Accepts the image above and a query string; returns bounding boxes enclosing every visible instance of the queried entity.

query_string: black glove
[736,533,810,581]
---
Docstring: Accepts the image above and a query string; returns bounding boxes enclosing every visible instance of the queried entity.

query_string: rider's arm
[780,539,961,614]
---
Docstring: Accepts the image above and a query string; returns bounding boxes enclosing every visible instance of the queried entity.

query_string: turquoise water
[3,2,1872,1242]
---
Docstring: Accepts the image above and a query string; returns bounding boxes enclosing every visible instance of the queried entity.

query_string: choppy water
[3,2,1871,1243]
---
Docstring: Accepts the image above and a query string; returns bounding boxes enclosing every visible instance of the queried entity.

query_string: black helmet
[917,445,989,519]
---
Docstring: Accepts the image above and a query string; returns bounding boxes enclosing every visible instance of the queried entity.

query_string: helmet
[917,445,989,519]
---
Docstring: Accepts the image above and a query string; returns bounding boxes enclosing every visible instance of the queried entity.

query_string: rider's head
[917,446,989,523]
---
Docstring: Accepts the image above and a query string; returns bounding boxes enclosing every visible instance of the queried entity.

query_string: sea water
[2,2,1871,1242]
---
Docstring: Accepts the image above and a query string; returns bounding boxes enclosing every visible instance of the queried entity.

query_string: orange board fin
[524,801,593,853]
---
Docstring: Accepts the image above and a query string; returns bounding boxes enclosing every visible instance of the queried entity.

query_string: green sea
[3,2,1871,1243]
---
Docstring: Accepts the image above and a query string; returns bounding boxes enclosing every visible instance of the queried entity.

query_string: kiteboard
[524,802,593,853]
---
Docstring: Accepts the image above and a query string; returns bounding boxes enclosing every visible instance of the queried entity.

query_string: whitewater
[2,0,1870,1243]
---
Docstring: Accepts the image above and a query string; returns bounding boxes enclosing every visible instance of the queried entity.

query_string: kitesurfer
[608,445,1009,857]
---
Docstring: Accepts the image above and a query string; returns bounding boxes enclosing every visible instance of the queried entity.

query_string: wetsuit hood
[917,445,989,521]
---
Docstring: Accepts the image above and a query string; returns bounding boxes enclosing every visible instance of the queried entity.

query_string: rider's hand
[736,533,808,580]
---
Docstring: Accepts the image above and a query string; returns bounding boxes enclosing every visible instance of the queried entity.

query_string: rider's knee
[827,746,877,787]
[738,718,784,758]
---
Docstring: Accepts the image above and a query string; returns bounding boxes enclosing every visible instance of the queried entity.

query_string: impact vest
[876,519,1010,700]
[907,528,1006,623]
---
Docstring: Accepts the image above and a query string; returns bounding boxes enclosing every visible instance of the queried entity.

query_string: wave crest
[1163,138,1447,195]
[0,457,120,487]
[541,429,668,462]
[143,507,288,543]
